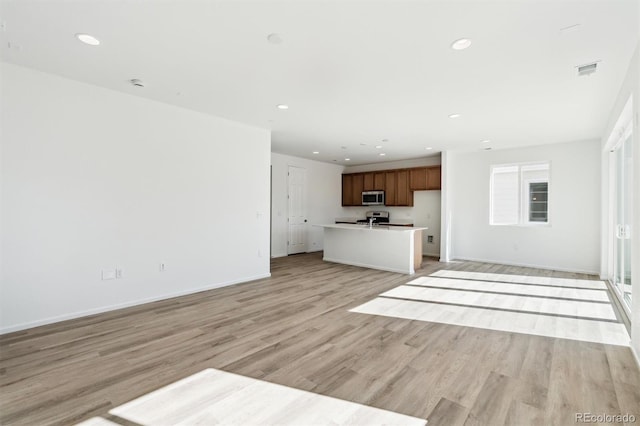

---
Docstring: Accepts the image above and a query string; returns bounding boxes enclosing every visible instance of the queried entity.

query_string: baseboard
[424,252,440,258]
[0,272,271,335]
[631,345,640,371]
[323,257,412,275]
[451,256,599,275]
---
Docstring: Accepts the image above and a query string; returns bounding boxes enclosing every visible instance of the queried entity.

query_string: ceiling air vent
[130,79,145,87]
[577,62,598,76]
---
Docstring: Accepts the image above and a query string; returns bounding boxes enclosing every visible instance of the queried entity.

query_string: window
[490,162,550,225]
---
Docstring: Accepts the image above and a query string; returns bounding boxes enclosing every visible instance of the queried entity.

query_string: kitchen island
[316,224,427,274]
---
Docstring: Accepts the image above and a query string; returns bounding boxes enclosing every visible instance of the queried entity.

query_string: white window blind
[491,166,519,225]
[490,162,550,225]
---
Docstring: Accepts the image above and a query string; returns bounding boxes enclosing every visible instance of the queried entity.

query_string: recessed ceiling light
[451,38,471,50]
[312,151,319,154]
[75,33,100,46]
[382,139,389,142]
[375,145,383,149]
[448,113,461,119]
[277,104,289,110]
[345,158,351,161]
[481,139,490,143]
[267,33,283,44]
[426,147,433,150]
[379,153,386,156]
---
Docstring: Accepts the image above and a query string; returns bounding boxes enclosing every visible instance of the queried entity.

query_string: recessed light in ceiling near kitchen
[375,145,383,149]
[379,153,386,156]
[75,33,100,46]
[426,147,433,150]
[481,139,490,143]
[451,38,471,50]
[277,104,289,110]
[345,158,351,161]
[312,151,319,154]
[448,113,461,119]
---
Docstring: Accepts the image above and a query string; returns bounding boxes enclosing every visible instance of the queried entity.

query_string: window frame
[490,161,551,227]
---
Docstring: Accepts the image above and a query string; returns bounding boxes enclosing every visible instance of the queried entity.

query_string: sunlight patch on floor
[350,273,630,347]
[430,270,608,290]
[97,369,428,426]
[407,276,610,302]
[381,285,617,321]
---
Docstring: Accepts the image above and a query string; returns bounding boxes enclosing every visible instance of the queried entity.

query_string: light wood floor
[1,253,639,425]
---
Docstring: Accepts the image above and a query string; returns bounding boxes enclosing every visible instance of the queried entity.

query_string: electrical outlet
[115,268,123,279]
[159,263,166,272]
[427,235,434,244]
[101,269,116,280]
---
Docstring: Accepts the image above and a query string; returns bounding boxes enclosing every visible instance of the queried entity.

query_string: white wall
[271,153,344,257]
[342,156,442,256]
[0,63,271,333]
[600,41,640,364]
[447,140,601,274]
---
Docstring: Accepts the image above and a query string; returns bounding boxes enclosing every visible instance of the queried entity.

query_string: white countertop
[334,218,416,226]
[316,223,427,232]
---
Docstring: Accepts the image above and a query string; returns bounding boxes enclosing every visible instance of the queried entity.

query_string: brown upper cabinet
[351,173,364,205]
[409,168,427,191]
[374,172,385,190]
[426,166,441,190]
[342,174,354,206]
[363,172,374,191]
[395,170,412,206]
[384,171,396,206]
[363,171,386,191]
[342,165,440,206]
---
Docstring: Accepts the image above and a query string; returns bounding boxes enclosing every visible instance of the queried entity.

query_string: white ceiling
[1,0,638,165]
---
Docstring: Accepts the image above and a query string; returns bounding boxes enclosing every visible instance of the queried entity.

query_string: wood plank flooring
[0,253,638,425]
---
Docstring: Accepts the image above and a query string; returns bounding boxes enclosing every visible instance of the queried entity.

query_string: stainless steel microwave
[362,191,385,205]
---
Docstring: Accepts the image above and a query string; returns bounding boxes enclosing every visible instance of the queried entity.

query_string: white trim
[0,273,271,335]
[452,256,598,275]
[631,345,640,371]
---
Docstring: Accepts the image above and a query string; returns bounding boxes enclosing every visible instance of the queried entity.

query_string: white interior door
[288,166,307,254]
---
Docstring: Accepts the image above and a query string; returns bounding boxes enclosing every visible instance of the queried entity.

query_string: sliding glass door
[612,131,633,311]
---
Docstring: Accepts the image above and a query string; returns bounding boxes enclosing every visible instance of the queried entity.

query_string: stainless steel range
[356,211,390,225]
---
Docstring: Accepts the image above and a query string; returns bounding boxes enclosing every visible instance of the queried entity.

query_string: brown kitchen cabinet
[363,172,374,191]
[426,166,441,190]
[384,172,396,205]
[342,174,354,206]
[409,167,427,191]
[352,173,364,205]
[374,172,385,190]
[342,164,439,206]
[395,169,412,206]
